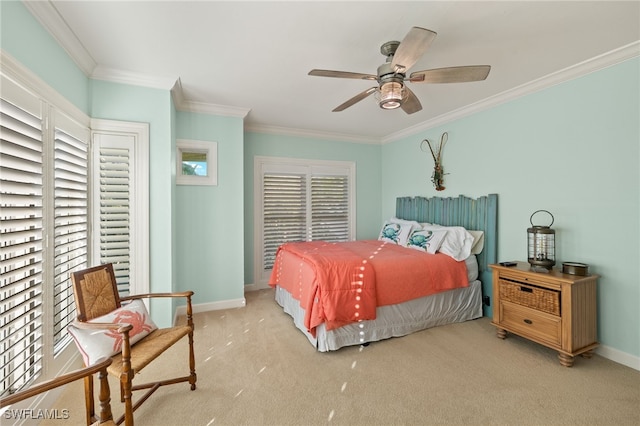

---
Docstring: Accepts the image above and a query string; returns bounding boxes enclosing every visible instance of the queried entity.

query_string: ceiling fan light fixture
[378,81,404,110]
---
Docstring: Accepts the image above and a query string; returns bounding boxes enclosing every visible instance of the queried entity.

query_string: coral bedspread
[268,240,468,336]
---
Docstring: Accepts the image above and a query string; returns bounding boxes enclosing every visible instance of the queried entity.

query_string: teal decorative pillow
[378,222,412,245]
[406,229,448,254]
[67,299,158,366]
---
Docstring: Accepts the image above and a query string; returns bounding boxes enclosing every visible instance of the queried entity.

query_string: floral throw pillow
[67,299,158,366]
[406,229,448,254]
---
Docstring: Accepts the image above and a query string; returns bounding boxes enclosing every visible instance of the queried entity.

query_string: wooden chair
[0,357,117,425]
[70,263,196,426]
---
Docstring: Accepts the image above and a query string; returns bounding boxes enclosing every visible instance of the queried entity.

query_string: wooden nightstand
[490,262,598,367]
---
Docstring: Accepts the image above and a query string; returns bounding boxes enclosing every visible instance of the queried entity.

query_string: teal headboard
[395,194,498,317]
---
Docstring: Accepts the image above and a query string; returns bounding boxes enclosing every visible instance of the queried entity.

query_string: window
[176,139,217,186]
[1,73,89,396]
[0,65,149,397]
[91,120,149,297]
[254,156,356,285]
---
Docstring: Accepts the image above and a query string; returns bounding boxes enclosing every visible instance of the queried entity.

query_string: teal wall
[175,111,245,304]
[89,81,176,327]
[381,58,640,358]
[243,132,382,284]
[0,1,89,112]
[3,0,638,360]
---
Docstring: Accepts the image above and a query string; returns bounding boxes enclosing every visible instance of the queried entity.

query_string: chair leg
[186,294,197,391]
[188,329,197,390]
[97,367,113,424]
[120,332,135,426]
[84,374,95,426]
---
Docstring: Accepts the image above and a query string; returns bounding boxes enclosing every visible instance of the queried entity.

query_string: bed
[269,194,498,351]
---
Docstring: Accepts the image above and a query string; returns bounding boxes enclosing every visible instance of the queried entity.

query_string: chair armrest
[0,357,112,408]
[72,320,133,335]
[120,291,194,301]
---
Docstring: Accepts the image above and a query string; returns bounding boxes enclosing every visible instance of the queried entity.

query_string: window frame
[0,54,150,401]
[176,139,217,186]
[1,64,91,397]
[253,156,356,287]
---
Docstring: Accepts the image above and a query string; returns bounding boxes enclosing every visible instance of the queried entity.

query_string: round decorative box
[562,262,589,276]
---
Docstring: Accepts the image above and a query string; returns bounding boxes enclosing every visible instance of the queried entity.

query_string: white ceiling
[28,1,640,143]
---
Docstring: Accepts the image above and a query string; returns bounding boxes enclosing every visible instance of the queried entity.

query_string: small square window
[176,139,217,186]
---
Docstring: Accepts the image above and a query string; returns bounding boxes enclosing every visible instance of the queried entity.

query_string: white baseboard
[243,282,270,292]
[173,297,246,324]
[596,344,640,371]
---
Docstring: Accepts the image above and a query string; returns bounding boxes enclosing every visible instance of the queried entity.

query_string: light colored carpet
[43,288,639,426]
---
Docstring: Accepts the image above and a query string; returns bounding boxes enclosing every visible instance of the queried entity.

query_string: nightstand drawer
[500,301,561,347]
[499,279,560,315]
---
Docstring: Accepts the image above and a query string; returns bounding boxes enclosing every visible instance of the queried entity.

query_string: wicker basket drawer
[499,279,560,316]
[500,301,561,347]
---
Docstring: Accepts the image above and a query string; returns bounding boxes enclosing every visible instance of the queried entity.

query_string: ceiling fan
[308,26,491,114]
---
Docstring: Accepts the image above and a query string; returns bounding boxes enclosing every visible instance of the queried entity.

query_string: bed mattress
[274,278,482,352]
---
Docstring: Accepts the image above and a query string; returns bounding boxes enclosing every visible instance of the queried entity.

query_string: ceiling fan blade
[309,69,377,80]
[410,65,491,83]
[332,87,377,112]
[391,27,437,73]
[400,87,422,115]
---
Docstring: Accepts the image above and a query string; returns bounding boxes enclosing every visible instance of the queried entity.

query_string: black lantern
[527,210,556,270]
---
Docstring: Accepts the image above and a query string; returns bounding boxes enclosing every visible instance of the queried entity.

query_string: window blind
[52,126,88,352]
[262,173,307,270]
[258,160,354,279]
[0,97,45,396]
[97,147,131,296]
[310,175,349,241]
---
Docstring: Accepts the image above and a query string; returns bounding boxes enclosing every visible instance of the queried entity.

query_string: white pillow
[378,221,413,246]
[421,224,474,261]
[406,229,448,254]
[67,299,158,366]
[468,230,485,255]
[389,217,422,233]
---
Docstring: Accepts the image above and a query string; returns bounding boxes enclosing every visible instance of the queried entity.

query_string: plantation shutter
[256,157,355,284]
[262,173,307,270]
[94,142,132,296]
[0,91,45,395]
[310,175,349,241]
[52,114,89,353]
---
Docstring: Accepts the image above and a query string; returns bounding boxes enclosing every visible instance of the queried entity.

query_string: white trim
[596,344,640,371]
[90,119,150,296]
[23,0,639,142]
[173,298,247,325]
[22,0,639,142]
[91,65,179,91]
[0,50,90,127]
[22,1,97,76]
[244,282,270,292]
[244,123,380,145]
[176,100,251,118]
[382,41,640,143]
[176,139,218,186]
[253,156,357,287]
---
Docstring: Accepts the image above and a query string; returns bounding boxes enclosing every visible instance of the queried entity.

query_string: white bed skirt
[274,280,483,352]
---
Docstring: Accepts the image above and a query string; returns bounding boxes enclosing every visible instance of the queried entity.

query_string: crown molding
[0,49,90,127]
[245,123,380,145]
[20,0,639,141]
[91,65,179,91]
[382,41,640,144]
[22,0,97,76]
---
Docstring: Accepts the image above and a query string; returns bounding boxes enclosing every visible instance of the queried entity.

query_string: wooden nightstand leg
[496,328,507,339]
[581,350,594,359]
[558,353,574,367]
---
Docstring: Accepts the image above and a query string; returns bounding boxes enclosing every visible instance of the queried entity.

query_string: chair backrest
[72,263,121,321]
